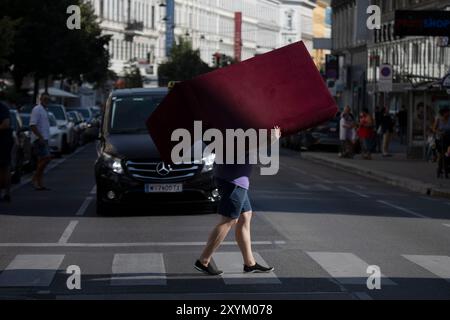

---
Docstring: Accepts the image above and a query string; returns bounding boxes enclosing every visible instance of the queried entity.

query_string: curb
[301,153,450,199]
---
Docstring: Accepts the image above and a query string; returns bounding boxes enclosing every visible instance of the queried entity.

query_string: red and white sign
[379,64,393,92]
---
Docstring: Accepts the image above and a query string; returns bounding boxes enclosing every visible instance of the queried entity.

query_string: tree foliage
[0,17,18,71]
[0,0,111,91]
[158,38,212,86]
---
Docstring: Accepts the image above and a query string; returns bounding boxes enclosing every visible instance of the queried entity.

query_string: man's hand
[271,126,282,144]
[272,126,281,140]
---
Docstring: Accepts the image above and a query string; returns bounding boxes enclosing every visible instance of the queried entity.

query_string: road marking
[403,255,450,281]
[76,197,94,216]
[288,166,308,175]
[443,224,450,228]
[295,183,311,190]
[377,200,428,219]
[58,221,79,244]
[0,240,286,248]
[354,292,373,300]
[0,254,64,287]
[214,252,281,285]
[110,253,166,286]
[90,185,97,195]
[355,185,367,190]
[309,174,333,184]
[339,186,370,198]
[307,252,396,286]
[315,184,332,191]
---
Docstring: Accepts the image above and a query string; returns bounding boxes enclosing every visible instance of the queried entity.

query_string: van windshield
[110,95,165,134]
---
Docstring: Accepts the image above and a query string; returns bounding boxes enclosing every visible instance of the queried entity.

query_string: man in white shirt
[30,93,52,191]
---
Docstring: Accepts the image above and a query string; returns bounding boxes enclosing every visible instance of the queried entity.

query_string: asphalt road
[1,143,450,300]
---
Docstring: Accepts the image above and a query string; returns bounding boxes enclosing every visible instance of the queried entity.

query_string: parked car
[47,104,76,153]
[284,116,341,151]
[10,109,34,183]
[95,88,218,216]
[67,111,86,146]
[71,107,99,142]
[21,112,64,156]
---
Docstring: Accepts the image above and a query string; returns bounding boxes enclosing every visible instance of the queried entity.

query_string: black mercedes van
[95,88,219,215]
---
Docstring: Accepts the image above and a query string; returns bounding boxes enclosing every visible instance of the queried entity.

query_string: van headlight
[201,153,216,173]
[102,153,124,174]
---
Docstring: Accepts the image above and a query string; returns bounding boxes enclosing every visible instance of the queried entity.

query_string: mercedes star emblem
[156,162,171,176]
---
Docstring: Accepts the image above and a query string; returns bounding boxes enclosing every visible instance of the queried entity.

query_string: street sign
[379,64,393,92]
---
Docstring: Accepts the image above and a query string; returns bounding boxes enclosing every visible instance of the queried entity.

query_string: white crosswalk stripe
[0,254,64,287]
[307,252,396,286]
[4,251,449,289]
[403,255,450,281]
[214,252,281,285]
[110,253,167,286]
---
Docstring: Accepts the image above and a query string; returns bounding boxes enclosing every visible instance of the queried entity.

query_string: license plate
[145,184,183,193]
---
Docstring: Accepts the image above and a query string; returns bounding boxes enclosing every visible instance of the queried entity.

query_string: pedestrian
[380,107,394,157]
[357,109,375,160]
[195,126,282,276]
[433,106,450,179]
[397,106,408,145]
[374,106,383,153]
[339,106,355,158]
[30,93,52,190]
[0,101,14,202]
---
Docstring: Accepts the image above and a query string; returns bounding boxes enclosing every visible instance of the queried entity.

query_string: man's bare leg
[235,211,256,267]
[33,157,51,188]
[199,216,238,266]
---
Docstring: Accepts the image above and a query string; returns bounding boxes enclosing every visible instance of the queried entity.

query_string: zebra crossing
[0,251,449,291]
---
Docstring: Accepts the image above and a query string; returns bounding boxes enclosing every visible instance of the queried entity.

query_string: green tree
[158,38,212,87]
[0,17,17,71]
[0,0,110,98]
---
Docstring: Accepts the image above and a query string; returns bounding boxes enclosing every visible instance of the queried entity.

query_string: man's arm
[30,109,44,142]
[30,125,44,142]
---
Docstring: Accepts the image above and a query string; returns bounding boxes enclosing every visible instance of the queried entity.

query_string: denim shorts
[216,178,252,219]
[33,140,50,159]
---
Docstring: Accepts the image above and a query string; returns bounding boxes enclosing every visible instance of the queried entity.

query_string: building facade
[87,0,165,86]
[331,0,371,113]
[368,0,450,157]
[171,0,281,64]
[279,0,317,53]
[312,0,332,72]
[87,0,327,85]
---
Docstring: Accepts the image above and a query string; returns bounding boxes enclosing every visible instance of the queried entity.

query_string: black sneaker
[244,263,274,273]
[194,260,223,276]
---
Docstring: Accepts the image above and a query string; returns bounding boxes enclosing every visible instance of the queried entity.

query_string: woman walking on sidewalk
[433,107,450,179]
[358,109,375,160]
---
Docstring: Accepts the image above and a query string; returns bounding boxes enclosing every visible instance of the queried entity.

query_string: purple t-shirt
[214,164,253,189]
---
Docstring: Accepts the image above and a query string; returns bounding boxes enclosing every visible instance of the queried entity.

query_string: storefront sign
[395,11,450,37]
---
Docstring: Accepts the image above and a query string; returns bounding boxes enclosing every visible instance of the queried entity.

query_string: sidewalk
[300,146,450,199]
